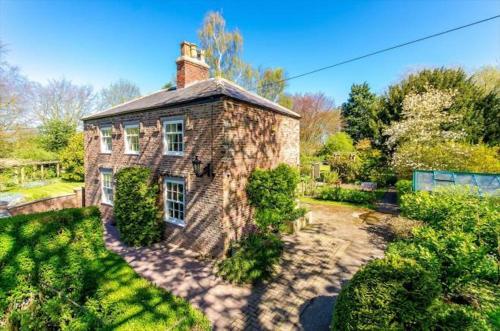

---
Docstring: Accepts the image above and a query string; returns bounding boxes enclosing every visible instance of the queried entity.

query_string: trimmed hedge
[332,190,500,330]
[317,186,376,205]
[114,167,164,246]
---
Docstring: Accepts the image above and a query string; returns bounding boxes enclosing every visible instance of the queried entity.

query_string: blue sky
[1,0,499,105]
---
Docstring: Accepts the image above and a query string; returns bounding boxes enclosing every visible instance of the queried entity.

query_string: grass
[0,207,210,330]
[3,179,84,202]
[300,196,376,210]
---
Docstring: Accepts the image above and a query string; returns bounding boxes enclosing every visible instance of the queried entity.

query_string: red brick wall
[7,189,84,216]
[176,59,209,88]
[84,99,227,256]
[220,99,300,243]
[84,97,300,256]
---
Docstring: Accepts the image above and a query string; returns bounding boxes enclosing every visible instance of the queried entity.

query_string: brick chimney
[176,41,210,88]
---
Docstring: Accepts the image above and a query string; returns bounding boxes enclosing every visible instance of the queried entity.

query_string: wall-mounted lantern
[192,155,213,177]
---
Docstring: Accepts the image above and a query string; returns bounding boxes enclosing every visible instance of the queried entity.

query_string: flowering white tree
[384,87,464,148]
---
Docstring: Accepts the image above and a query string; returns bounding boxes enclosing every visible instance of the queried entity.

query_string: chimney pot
[176,41,210,88]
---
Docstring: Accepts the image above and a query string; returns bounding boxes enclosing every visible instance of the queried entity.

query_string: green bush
[0,208,210,330]
[400,189,499,254]
[332,188,500,330]
[318,132,355,157]
[317,186,376,205]
[216,233,283,284]
[246,164,300,233]
[332,254,442,330]
[326,153,361,183]
[114,167,164,246]
[60,132,84,182]
[395,179,412,201]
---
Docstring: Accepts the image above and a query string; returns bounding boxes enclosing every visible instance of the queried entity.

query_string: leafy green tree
[40,118,76,152]
[60,132,84,181]
[318,132,355,156]
[341,83,381,143]
[380,68,484,143]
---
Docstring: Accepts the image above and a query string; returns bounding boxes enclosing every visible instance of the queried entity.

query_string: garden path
[104,203,391,330]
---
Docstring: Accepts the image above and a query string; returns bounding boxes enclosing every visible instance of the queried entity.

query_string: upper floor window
[163,118,184,156]
[101,168,113,205]
[100,125,112,153]
[124,123,140,154]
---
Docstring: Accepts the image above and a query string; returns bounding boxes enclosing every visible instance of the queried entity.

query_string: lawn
[2,179,84,203]
[0,207,210,330]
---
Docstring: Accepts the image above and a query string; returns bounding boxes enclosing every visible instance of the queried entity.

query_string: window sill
[124,152,140,156]
[165,218,186,227]
[100,152,112,155]
[101,201,114,207]
[163,152,184,157]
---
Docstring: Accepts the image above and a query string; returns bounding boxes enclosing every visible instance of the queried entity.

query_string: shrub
[114,167,164,246]
[400,189,499,254]
[326,153,362,183]
[246,164,300,233]
[60,132,84,181]
[332,254,442,330]
[332,189,500,330]
[317,186,376,205]
[216,233,283,284]
[318,132,355,156]
[395,179,412,201]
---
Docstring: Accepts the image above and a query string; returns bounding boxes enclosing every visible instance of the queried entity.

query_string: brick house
[82,42,300,256]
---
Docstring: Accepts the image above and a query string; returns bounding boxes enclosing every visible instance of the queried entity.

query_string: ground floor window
[101,168,113,205]
[164,177,185,226]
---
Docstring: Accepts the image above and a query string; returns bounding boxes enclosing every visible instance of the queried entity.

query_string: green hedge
[332,190,500,330]
[317,186,376,205]
[246,164,300,233]
[0,208,209,330]
[114,167,164,246]
[395,179,412,199]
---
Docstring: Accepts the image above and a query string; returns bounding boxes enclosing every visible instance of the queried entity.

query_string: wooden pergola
[0,159,60,184]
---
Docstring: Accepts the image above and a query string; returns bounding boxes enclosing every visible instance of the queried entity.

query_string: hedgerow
[316,186,376,205]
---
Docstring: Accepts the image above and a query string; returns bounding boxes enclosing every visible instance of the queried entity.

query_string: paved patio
[104,203,391,330]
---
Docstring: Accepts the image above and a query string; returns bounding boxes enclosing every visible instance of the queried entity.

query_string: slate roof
[82,78,300,120]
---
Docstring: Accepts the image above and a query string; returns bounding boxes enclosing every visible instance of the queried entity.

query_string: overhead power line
[254,14,500,92]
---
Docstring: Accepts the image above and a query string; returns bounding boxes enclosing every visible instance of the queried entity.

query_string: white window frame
[100,169,114,206]
[164,177,186,227]
[163,118,184,156]
[100,125,112,154]
[124,123,140,155]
